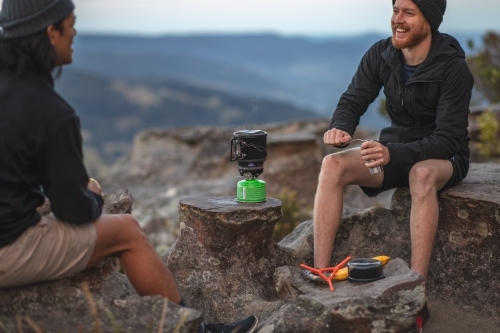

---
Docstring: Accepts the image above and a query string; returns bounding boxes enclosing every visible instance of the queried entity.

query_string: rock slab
[168,196,426,332]
[168,197,285,323]
[280,162,500,318]
[0,189,202,333]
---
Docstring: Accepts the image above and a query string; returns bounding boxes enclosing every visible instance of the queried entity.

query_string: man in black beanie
[0,1,257,332]
[311,0,473,331]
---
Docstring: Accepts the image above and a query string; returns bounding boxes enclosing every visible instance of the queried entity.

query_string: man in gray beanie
[0,1,259,332]
[310,0,473,331]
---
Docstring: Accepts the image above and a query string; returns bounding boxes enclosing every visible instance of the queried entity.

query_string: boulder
[167,163,500,331]
[280,162,500,318]
[0,189,202,333]
[167,197,285,323]
[0,282,199,333]
[269,259,424,333]
[426,163,500,317]
[167,196,426,332]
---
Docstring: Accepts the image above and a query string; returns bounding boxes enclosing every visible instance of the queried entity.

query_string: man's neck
[402,34,433,66]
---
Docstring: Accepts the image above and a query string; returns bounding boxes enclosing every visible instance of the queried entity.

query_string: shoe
[303,269,331,283]
[416,302,430,332]
[204,315,258,333]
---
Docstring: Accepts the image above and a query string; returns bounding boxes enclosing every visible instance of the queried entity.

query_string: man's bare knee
[319,150,372,187]
[90,214,147,264]
[320,154,348,183]
[409,165,437,198]
[116,214,147,244]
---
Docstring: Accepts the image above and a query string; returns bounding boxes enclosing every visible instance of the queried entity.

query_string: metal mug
[368,161,383,175]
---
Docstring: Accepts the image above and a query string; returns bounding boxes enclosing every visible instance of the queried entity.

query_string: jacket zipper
[409,88,420,127]
[396,75,404,107]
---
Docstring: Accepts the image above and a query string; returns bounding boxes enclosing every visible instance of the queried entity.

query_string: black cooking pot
[229,130,267,178]
[347,258,385,282]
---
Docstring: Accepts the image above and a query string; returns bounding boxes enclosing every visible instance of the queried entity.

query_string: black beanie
[392,0,447,33]
[0,0,75,39]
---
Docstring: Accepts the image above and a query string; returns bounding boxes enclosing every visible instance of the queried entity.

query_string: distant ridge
[55,68,320,164]
[59,32,481,168]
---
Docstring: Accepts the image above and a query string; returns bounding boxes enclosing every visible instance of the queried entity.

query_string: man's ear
[46,25,59,46]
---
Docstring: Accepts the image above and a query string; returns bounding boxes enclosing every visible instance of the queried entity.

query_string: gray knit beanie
[0,0,75,38]
[392,0,446,33]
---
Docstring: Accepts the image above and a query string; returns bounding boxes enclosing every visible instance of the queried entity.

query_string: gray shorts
[0,215,96,288]
[360,153,469,197]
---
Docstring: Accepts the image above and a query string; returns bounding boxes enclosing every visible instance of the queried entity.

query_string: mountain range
[54,32,482,168]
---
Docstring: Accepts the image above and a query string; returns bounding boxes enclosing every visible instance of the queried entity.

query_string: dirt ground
[424,296,500,333]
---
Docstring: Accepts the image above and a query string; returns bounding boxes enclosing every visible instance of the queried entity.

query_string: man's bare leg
[313,148,384,268]
[408,159,453,278]
[86,214,182,302]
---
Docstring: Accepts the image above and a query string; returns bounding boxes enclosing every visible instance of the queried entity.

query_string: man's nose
[393,12,405,24]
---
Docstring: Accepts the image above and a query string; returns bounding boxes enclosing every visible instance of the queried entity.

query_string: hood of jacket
[382,32,466,84]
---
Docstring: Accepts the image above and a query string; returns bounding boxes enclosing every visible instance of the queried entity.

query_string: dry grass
[24,317,43,333]
[104,307,123,333]
[82,282,102,333]
[157,298,169,333]
[0,320,10,333]
[15,316,22,333]
[172,312,190,333]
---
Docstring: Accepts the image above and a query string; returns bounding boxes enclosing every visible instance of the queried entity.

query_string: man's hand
[324,128,352,147]
[360,141,390,167]
[88,178,103,196]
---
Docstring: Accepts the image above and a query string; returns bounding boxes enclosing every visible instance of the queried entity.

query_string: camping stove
[229,130,267,203]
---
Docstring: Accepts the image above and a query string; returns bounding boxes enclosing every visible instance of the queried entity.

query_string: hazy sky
[3,0,500,35]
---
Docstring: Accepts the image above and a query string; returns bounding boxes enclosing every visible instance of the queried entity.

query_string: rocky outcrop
[426,163,500,316]
[167,197,426,333]
[101,117,493,256]
[168,197,286,324]
[269,260,424,333]
[4,117,498,332]
[167,163,500,332]
[102,120,389,254]
[0,282,199,333]
[0,189,202,333]
[279,163,500,318]
[2,165,498,332]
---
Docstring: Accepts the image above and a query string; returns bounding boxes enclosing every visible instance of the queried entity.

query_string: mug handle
[229,138,241,161]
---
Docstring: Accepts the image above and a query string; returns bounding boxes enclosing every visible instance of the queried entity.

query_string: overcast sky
[3,0,500,36]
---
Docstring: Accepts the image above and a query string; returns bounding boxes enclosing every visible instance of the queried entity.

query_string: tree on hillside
[467,31,500,103]
[467,31,500,160]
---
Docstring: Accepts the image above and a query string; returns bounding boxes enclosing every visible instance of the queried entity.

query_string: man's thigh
[0,215,96,288]
[325,148,384,189]
[409,159,454,191]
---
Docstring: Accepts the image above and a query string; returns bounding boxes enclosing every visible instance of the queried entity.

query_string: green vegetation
[467,31,500,160]
[467,32,500,103]
[475,109,500,159]
[273,188,311,242]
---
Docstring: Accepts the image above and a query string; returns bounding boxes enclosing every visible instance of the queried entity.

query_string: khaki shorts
[0,215,96,288]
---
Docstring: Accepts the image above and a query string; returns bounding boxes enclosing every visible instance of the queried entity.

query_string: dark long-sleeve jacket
[330,32,474,168]
[0,70,103,248]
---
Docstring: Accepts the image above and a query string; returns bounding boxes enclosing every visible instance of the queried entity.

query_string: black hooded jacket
[330,32,474,168]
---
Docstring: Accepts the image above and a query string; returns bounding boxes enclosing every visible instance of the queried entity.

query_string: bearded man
[310,0,473,330]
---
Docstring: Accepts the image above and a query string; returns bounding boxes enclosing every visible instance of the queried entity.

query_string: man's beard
[391,21,431,49]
